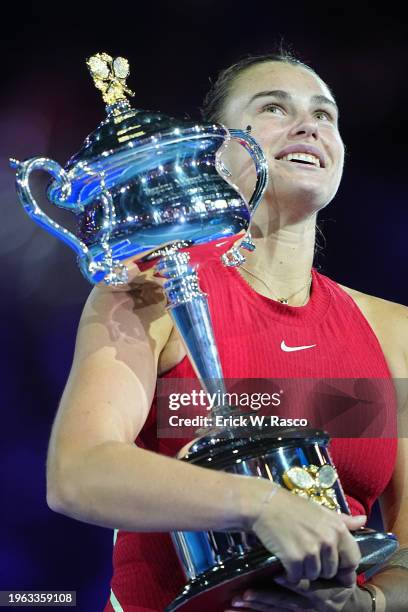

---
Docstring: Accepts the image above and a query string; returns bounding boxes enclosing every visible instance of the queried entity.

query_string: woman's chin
[260,189,333,220]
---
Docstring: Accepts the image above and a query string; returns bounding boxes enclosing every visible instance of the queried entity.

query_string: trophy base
[165,529,398,612]
[165,548,281,612]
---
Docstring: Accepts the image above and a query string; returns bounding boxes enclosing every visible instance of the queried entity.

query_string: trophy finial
[86,52,135,106]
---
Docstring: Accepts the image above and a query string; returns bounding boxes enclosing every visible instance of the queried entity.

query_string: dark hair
[201,50,326,123]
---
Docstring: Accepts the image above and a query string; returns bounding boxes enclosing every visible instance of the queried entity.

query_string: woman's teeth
[278,153,321,167]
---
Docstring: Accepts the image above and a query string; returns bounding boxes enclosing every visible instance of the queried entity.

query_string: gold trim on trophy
[283,464,340,511]
[87,52,135,106]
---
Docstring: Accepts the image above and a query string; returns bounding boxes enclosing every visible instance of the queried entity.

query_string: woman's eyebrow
[312,94,339,115]
[246,89,339,115]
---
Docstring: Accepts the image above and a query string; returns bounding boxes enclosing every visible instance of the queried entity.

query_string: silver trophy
[11,54,397,612]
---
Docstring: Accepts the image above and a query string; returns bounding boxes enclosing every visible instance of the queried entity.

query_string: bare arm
[46,281,264,532]
[364,302,408,611]
[46,276,364,583]
[370,427,408,612]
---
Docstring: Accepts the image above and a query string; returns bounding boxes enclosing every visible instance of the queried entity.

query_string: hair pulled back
[201,49,320,124]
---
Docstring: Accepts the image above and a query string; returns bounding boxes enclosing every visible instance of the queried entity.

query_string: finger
[338,530,361,573]
[340,514,367,531]
[233,590,274,607]
[282,558,303,584]
[320,543,339,579]
[225,605,297,612]
[303,550,321,581]
[225,608,283,612]
[274,577,310,592]
[280,575,355,594]
[334,568,357,588]
[238,588,309,609]
[228,599,276,612]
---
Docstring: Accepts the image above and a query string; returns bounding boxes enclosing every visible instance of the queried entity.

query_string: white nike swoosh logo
[281,340,317,352]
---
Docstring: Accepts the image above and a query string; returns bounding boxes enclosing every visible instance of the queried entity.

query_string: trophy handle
[9,156,126,285]
[220,129,268,267]
[10,155,88,254]
[227,128,268,215]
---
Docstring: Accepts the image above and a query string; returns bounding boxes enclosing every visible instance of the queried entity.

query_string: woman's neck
[238,216,317,306]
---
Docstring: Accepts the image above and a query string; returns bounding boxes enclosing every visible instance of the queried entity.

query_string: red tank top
[106,257,397,612]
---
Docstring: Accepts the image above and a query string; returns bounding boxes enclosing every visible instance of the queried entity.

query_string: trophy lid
[68,53,181,164]
[66,106,181,167]
[48,53,225,206]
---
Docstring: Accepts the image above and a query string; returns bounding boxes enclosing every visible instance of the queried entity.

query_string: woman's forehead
[231,62,333,102]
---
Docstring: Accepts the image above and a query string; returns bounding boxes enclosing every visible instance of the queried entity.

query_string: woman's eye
[262,104,284,115]
[260,105,334,122]
[315,110,332,121]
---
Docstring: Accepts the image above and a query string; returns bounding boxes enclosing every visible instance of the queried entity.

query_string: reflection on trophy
[10,53,397,612]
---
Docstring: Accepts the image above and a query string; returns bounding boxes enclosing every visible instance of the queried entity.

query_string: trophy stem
[156,251,232,419]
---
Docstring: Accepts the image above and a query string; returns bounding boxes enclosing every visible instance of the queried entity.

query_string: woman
[46,51,408,611]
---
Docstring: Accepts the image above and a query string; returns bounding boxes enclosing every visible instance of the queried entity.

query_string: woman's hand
[247,482,366,585]
[225,575,373,612]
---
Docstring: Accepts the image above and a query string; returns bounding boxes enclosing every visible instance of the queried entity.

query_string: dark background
[1,2,407,610]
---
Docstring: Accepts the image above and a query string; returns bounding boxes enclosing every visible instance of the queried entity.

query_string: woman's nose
[289,118,319,140]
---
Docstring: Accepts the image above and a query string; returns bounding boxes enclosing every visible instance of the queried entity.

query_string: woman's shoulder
[336,281,408,378]
[315,269,408,334]
[336,282,407,323]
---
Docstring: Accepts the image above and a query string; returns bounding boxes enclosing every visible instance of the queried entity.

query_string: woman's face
[221,61,345,219]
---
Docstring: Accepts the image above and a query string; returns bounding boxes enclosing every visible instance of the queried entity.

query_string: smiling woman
[206,53,345,235]
[46,49,408,612]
